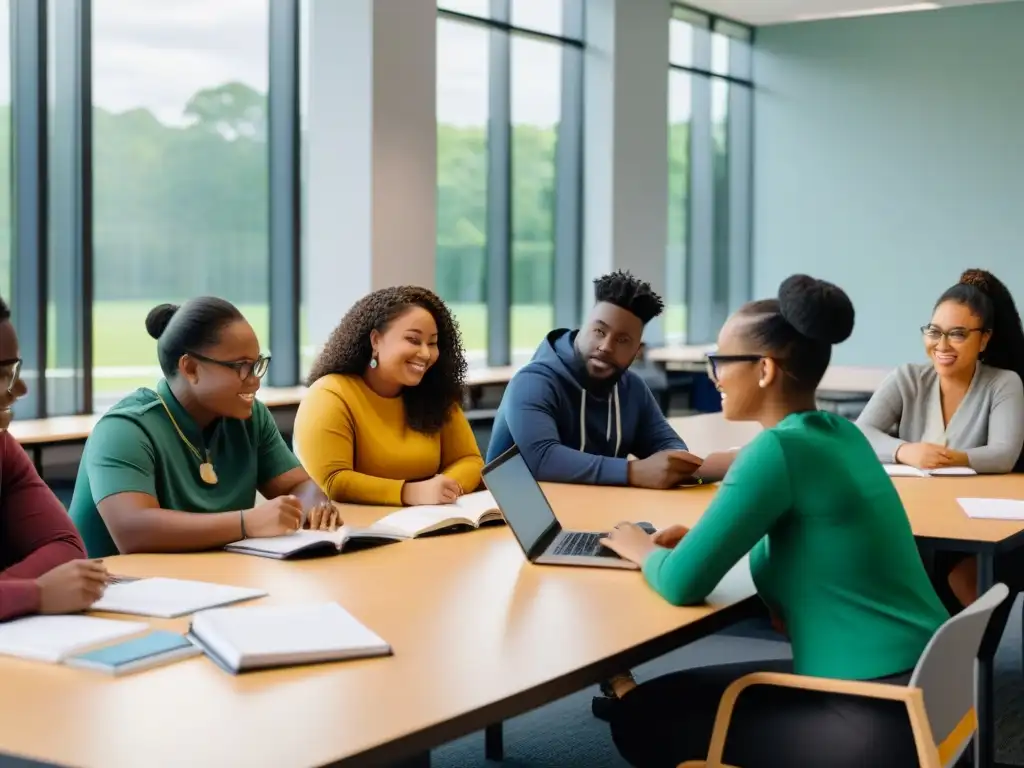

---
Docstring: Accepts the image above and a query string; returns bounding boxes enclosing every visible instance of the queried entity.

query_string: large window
[0,1,10,303]
[667,6,753,344]
[91,0,270,407]
[436,1,583,368]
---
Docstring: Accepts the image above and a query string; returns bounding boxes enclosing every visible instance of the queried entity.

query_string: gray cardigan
[856,363,1024,474]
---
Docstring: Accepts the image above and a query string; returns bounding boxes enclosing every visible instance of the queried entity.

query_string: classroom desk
[649,345,891,396]
[0,485,757,768]
[670,411,1024,768]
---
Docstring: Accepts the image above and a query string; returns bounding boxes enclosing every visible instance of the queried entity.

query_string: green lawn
[83,300,686,399]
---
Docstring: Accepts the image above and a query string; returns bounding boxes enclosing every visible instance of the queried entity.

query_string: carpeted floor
[434,598,1024,767]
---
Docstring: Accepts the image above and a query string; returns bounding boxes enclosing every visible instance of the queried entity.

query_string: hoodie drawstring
[579,384,621,458]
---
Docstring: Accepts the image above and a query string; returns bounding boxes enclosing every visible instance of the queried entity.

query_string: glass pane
[712,79,730,303]
[669,18,693,69]
[299,0,311,377]
[0,0,10,303]
[92,0,270,408]
[438,0,491,19]
[666,71,691,344]
[510,36,558,365]
[511,0,563,37]
[711,32,730,76]
[436,18,490,368]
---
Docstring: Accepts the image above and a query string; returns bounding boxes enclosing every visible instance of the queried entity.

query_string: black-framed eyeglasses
[186,352,271,380]
[920,325,986,344]
[705,353,763,385]
[0,357,22,394]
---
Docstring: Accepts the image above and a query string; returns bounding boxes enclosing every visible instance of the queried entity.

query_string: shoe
[591,693,620,722]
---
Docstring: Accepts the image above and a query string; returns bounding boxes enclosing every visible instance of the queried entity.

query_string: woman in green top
[69,298,340,558]
[601,275,949,767]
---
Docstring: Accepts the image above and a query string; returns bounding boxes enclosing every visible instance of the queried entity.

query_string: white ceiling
[682,0,1021,26]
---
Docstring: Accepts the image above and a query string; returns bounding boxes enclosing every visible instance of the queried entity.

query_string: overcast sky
[0,0,729,126]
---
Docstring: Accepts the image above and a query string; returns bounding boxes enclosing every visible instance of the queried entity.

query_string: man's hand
[627,450,704,489]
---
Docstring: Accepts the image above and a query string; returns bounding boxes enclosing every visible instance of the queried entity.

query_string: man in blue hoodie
[487,270,701,488]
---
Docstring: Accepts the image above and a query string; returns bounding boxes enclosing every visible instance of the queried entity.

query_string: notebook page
[226,529,345,555]
[958,498,1024,521]
[0,615,148,663]
[883,464,927,477]
[91,578,267,619]
[193,603,389,666]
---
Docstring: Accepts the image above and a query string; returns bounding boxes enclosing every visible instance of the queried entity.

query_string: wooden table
[0,485,757,768]
[670,411,1024,768]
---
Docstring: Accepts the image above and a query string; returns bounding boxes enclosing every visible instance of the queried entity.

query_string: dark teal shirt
[69,379,300,557]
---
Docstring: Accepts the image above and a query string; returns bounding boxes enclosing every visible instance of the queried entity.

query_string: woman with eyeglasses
[69,297,340,558]
[859,270,1024,606]
[0,297,112,620]
[601,275,948,768]
[857,270,1024,475]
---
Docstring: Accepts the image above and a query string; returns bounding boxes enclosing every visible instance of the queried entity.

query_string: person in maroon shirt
[0,297,108,621]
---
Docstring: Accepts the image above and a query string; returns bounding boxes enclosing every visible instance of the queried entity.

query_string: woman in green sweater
[601,275,949,768]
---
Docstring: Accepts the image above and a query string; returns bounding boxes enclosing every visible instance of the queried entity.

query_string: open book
[225,490,504,560]
[187,602,391,674]
[884,464,977,478]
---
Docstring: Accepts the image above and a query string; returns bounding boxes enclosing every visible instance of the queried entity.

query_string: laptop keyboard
[553,532,618,558]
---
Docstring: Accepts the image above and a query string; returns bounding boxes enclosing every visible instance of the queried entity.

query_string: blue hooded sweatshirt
[486,329,687,485]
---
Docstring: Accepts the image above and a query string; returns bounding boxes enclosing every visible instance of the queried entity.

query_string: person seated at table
[857,268,1024,476]
[293,286,483,506]
[859,269,1024,607]
[69,297,339,558]
[601,274,949,768]
[487,270,721,489]
[0,296,109,620]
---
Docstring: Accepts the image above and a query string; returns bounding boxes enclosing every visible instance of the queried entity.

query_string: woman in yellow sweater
[294,286,484,506]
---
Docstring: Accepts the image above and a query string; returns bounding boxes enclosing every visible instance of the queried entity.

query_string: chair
[680,583,1009,768]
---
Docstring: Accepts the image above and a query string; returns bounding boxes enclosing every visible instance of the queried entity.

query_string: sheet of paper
[0,615,148,663]
[91,578,267,618]
[958,498,1024,521]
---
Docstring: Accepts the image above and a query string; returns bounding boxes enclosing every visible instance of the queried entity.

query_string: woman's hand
[401,475,463,506]
[895,442,954,470]
[304,501,342,531]
[652,524,690,549]
[599,522,659,566]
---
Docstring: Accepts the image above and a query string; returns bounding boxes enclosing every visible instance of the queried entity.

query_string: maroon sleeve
[0,432,86,620]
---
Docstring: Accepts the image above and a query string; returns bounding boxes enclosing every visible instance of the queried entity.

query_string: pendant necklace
[156,395,219,485]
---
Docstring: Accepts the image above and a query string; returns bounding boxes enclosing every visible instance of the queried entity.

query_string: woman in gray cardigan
[858,270,1024,603]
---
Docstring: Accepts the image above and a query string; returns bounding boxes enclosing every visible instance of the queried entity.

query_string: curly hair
[593,270,665,325]
[306,286,467,434]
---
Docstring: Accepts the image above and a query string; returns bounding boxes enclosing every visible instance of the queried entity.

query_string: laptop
[481,445,654,570]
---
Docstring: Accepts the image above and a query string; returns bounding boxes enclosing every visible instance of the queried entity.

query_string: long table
[671,412,1024,768]
[0,484,757,768]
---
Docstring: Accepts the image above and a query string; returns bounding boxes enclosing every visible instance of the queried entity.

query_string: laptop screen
[482,448,558,557]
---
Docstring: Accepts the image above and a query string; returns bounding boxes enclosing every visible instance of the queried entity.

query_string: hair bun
[777,274,855,345]
[959,268,992,293]
[145,303,180,340]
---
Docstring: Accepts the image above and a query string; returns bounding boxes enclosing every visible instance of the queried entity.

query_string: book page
[453,490,499,523]
[91,578,267,619]
[0,615,148,663]
[371,506,459,537]
[226,529,345,555]
[929,467,977,476]
[958,498,1024,521]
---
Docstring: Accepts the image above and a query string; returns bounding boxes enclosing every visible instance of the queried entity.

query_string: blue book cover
[65,630,200,674]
